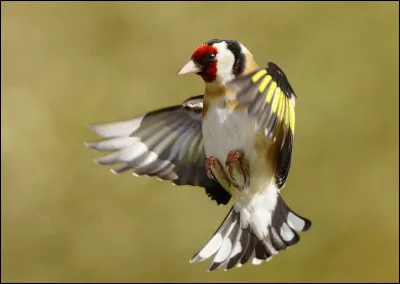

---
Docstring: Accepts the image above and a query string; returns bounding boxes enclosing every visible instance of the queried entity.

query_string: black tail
[190,195,312,271]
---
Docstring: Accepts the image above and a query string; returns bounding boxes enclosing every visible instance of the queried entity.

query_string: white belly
[202,103,256,165]
[202,100,278,239]
[202,101,275,195]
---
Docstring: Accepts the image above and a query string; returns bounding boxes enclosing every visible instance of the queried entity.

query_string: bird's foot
[226,150,249,190]
[205,156,231,190]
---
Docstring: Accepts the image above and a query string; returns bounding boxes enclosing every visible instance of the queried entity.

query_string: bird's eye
[207,53,216,62]
[202,53,216,65]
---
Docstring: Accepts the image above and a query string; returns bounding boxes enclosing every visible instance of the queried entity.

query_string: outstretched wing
[227,62,296,189]
[85,95,231,205]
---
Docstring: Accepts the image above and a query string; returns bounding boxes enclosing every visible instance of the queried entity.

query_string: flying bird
[85,39,312,271]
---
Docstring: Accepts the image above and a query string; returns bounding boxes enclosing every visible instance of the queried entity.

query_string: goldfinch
[85,39,312,271]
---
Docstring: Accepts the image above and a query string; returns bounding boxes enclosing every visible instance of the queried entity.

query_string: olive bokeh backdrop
[2,2,398,282]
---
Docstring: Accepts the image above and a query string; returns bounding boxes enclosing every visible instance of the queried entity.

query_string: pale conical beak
[177,60,201,75]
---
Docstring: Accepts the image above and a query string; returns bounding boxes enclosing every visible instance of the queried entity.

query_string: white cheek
[214,42,235,83]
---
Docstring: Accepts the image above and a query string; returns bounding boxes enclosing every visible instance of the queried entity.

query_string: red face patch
[191,44,218,82]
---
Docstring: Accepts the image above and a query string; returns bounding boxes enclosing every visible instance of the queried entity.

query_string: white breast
[202,101,256,166]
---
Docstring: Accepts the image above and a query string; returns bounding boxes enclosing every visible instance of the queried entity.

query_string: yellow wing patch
[270,88,281,118]
[276,90,285,122]
[265,81,277,104]
[229,62,296,136]
[258,75,272,94]
[289,100,295,133]
[252,69,267,83]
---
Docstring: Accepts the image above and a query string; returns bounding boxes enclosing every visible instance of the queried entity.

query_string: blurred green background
[1,1,399,283]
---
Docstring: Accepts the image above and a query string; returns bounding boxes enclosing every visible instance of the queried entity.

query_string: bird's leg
[225,150,249,191]
[205,156,231,190]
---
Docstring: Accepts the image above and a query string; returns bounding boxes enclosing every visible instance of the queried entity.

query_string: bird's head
[178,39,256,87]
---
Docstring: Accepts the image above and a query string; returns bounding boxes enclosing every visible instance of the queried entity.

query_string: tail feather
[239,233,257,265]
[208,218,238,271]
[190,209,237,264]
[263,234,278,259]
[278,196,312,232]
[190,194,312,271]
[224,228,249,270]
[212,215,242,270]
[255,239,272,261]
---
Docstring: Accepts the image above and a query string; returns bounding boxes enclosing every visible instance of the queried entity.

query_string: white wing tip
[87,124,103,135]
[110,168,119,175]
[252,258,263,265]
[189,255,202,264]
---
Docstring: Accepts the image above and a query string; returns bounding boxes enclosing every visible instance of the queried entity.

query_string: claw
[225,150,249,190]
[205,156,217,180]
[205,156,231,190]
